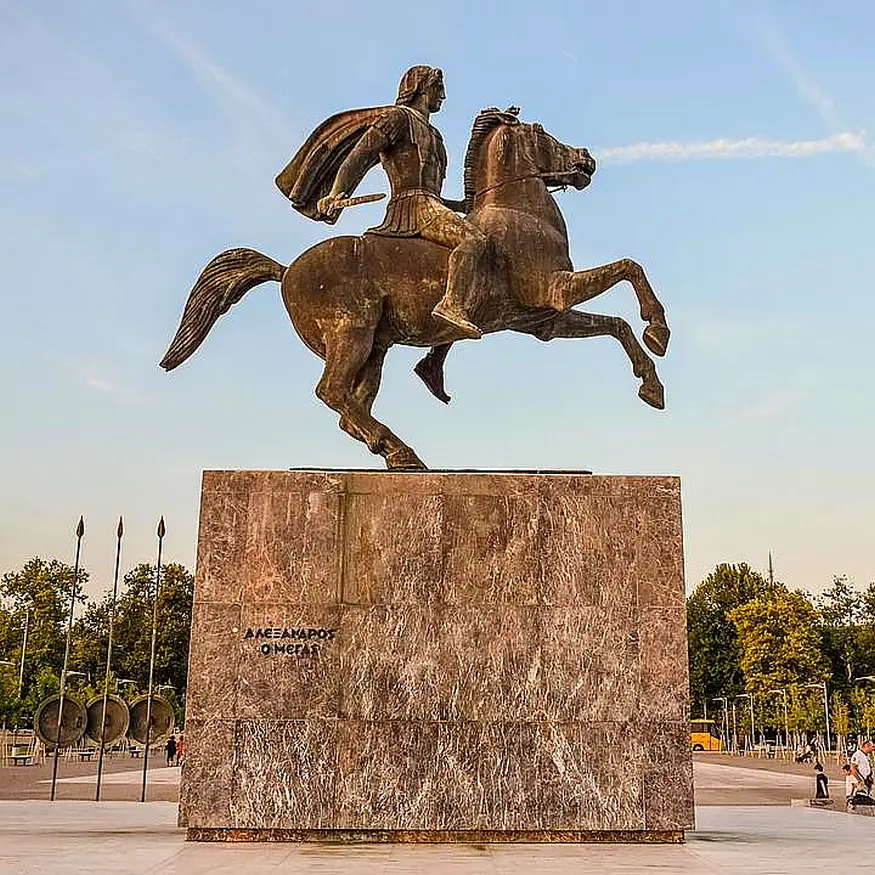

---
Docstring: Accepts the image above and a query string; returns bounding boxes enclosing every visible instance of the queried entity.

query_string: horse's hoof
[385,447,427,470]
[639,380,665,410]
[644,323,670,357]
[413,358,451,404]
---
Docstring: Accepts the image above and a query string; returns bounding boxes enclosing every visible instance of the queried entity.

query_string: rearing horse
[160,108,670,469]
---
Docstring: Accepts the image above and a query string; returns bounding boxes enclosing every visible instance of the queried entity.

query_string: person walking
[164,735,177,767]
[175,733,184,766]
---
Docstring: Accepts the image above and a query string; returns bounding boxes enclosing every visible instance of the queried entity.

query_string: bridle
[475,168,587,199]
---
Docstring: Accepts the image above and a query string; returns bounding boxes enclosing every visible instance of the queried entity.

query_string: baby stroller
[848,788,875,809]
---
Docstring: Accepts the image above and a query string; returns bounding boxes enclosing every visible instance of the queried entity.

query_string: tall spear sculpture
[140,516,165,803]
[95,516,124,802]
[50,516,84,802]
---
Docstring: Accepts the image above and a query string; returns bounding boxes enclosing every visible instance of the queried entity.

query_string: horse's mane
[463,106,520,212]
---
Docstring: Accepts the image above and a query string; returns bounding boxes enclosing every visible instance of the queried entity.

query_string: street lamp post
[767,689,790,758]
[735,693,756,754]
[18,605,30,698]
[800,682,831,756]
[711,697,729,754]
[731,701,738,753]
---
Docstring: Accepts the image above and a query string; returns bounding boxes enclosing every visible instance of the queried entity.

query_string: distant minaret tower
[768,550,775,586]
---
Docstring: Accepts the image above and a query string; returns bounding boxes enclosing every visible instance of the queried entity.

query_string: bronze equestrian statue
[161,65,671,470]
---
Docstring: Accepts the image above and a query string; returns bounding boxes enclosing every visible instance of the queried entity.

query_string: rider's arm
[328,108,408,201]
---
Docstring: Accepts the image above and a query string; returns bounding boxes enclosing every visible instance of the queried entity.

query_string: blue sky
[1,0,873,599]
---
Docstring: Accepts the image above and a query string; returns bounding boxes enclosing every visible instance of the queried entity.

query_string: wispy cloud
[750,16,873,167]
[131,3,285,138]
[599,131,866,164]
[755,20,843,132]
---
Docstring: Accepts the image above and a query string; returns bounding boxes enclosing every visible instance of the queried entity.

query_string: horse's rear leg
[548,261,670,357]
[522,310,665,409]
[338,343,387,439]
[317,329,425,470]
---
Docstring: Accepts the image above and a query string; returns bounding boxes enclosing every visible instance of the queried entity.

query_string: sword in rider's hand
[335,193,386,209]
[317,192,386,219]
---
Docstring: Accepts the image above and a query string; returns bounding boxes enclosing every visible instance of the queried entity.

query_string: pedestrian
[850,739,875,793]
[795,741,813,763]
[843,764,860,804]
[814,763,829,799]
[165,734,177,767]
[175,733,184,766]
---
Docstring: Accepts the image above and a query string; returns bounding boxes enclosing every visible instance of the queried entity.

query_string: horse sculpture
[160,108,670,469]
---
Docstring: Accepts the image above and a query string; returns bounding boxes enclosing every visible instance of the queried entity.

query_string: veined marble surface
[180,471,692,837]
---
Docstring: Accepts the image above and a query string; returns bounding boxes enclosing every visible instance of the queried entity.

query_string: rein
[474,169,580,199]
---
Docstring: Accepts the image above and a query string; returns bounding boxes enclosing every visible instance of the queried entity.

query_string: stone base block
[187,827,685,843]
[180,470,693,841]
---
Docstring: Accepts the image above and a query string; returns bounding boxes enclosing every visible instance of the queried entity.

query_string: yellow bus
[690,718,724,751]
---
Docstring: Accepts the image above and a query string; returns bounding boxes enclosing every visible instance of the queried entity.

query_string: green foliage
[832,694,851,738]
[1,556,193,729]
[816,576,875,691]
[72,563,194,709]
[689,563,875,740]
[729,587,828,692]
[0,558,88,691]
[686,563,773,712]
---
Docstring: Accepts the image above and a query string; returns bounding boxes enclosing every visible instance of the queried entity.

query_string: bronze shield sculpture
[161,106,669,469]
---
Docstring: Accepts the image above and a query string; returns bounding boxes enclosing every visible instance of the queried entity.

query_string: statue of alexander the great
[161,67,671,470]
[276,65,481,401]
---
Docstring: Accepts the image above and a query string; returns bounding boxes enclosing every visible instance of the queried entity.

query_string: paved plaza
[1,757,872,873]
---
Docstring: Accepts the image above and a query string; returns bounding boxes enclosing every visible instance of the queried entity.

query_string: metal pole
[723,702,730,755]
[782,690,790,759]
[17,606,29,697]
[140,517,165,803]
[732,702,737,753]
[51,516,84,802]
[96,517,124,802]
[749,695,756,753]
[823,682,831,756]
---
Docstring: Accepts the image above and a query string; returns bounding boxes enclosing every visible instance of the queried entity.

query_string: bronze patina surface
[161,67,670,470]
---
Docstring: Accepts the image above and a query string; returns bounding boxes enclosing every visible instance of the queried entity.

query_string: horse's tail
[160,247,285,371]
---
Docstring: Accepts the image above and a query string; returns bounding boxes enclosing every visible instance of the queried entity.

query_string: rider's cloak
[275,107,390,223]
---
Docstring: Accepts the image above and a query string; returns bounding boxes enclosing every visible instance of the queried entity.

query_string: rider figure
[277,66,482,401]
[318,66,487,341]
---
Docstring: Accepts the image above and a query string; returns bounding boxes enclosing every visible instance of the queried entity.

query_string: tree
[72,563,194,713]
[687,563,774,713]
[0,558,88,698]
[817,576,868,690]
[730,587,828,692]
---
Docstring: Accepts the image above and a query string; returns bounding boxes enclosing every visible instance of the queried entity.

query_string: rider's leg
[419,212,489,340]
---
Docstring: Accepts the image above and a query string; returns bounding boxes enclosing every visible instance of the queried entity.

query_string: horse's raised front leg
[317,328,426,470]
[548,261,670,357]
[519,309,665,409]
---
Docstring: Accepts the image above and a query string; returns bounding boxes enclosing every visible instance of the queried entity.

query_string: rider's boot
[432,299,482,339]
[431,239,485,340]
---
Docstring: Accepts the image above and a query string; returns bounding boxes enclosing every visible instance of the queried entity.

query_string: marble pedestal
[180,470,693,842]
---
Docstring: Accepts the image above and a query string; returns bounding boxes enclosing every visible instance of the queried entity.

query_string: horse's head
[464,108,597,209]
[528,121,596,190]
